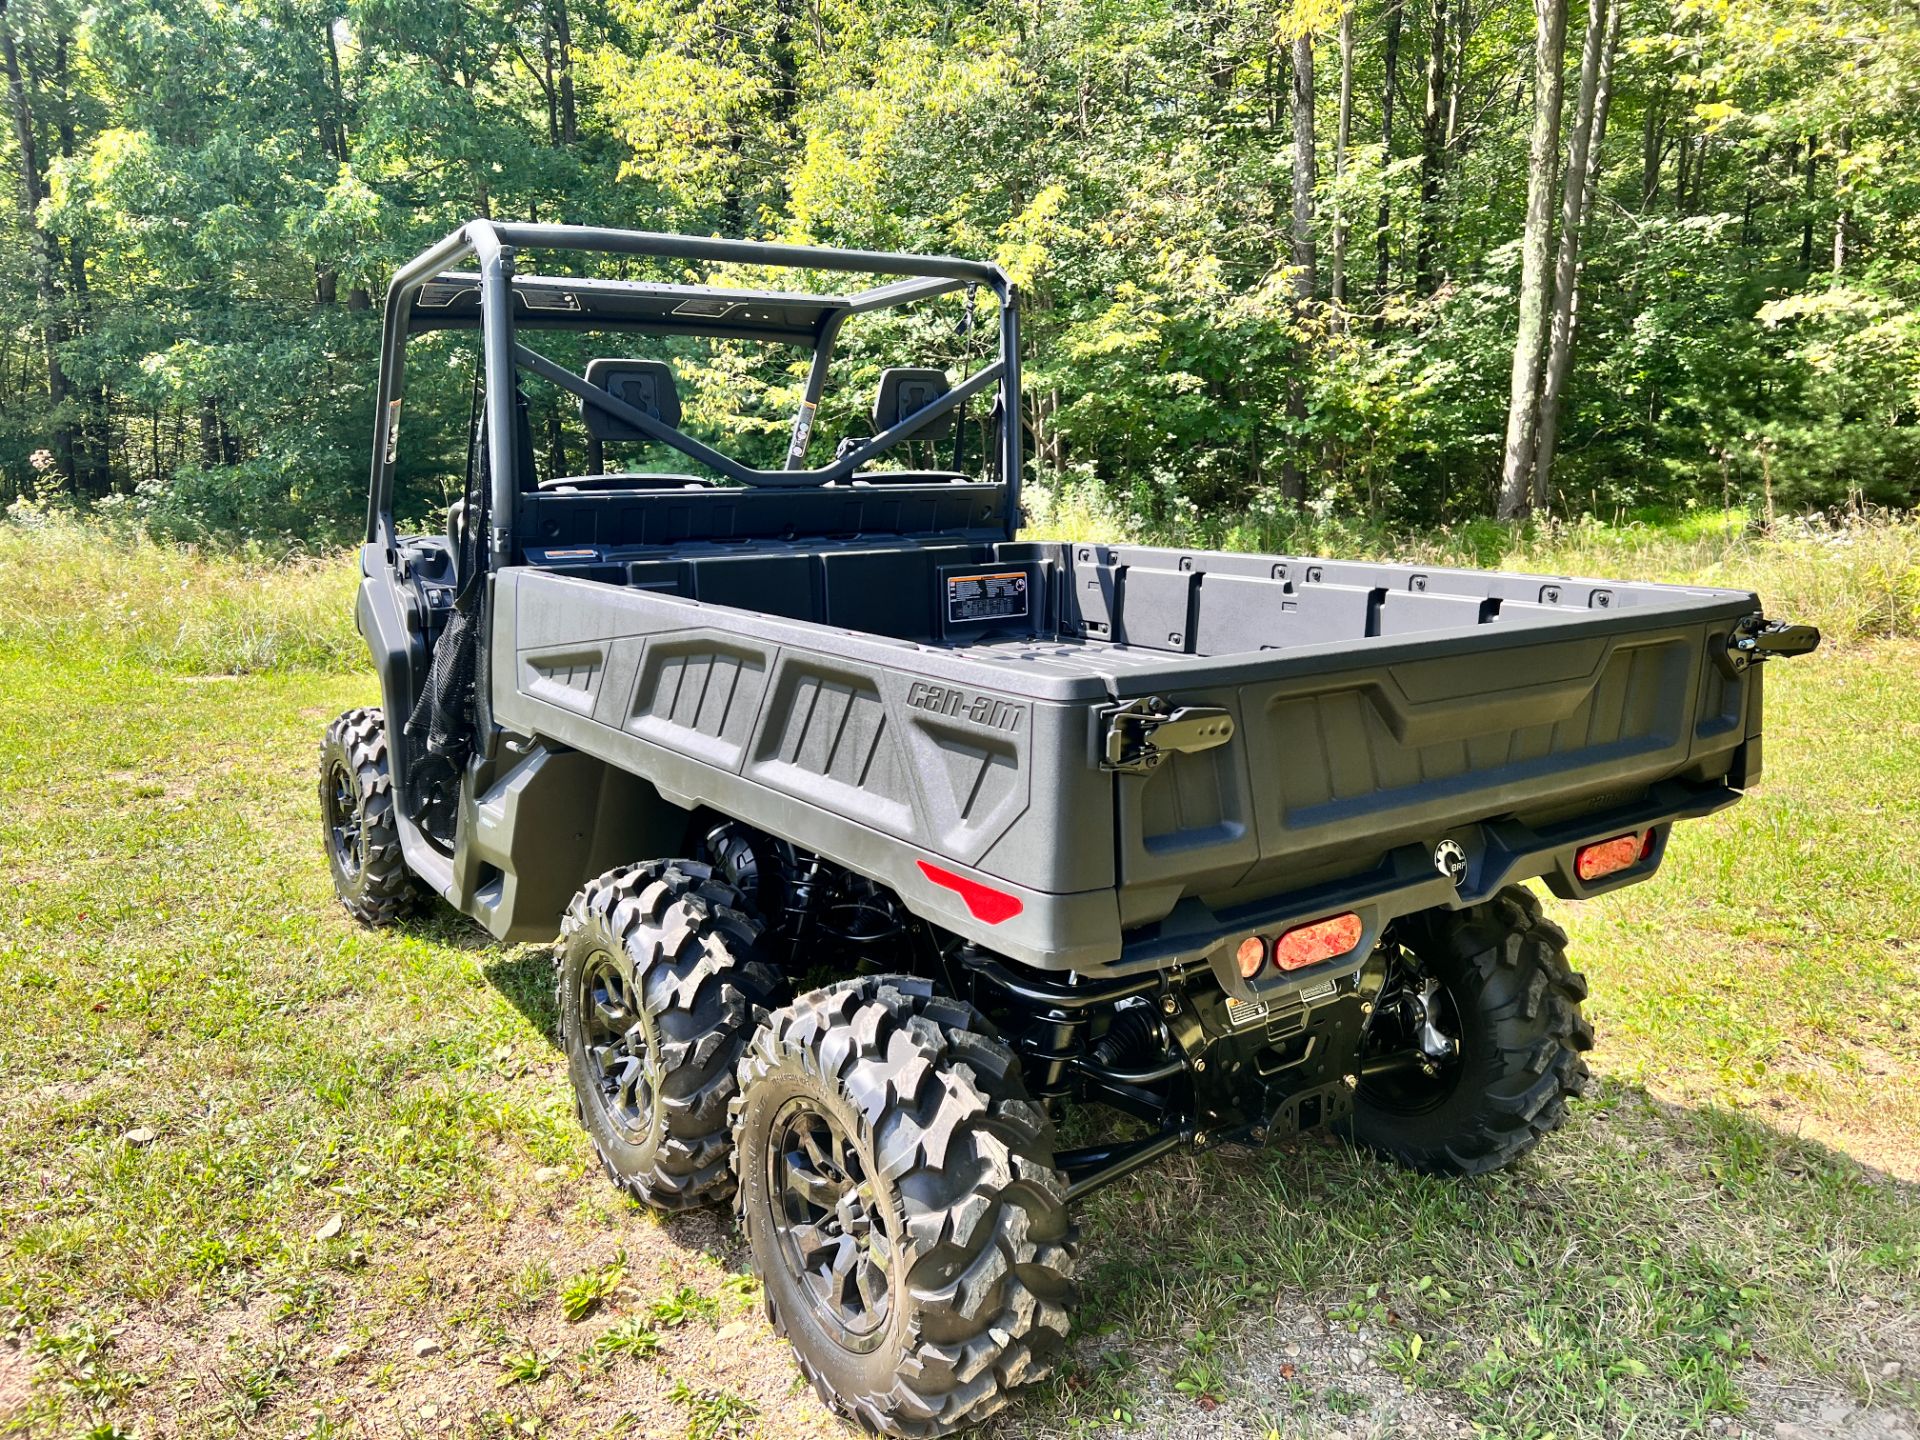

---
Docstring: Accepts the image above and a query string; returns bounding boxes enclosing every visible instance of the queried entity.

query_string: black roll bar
[514,343,1006,490]
[365,219,1024,563]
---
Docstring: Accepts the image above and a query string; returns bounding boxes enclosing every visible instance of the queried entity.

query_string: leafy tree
[1,0,1916,546]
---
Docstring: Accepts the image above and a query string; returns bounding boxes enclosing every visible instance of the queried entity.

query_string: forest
[1,0,1916,547]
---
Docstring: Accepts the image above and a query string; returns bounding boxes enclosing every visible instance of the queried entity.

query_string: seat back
[581,358,681,441]
[872,366,953,440]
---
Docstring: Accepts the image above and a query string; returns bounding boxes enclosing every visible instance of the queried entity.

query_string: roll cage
[365,221,1024,566]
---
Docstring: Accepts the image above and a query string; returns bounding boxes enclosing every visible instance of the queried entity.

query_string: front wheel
[1346,885,1593,1176]
[318,707,422,925]
[732,975,1076,1437]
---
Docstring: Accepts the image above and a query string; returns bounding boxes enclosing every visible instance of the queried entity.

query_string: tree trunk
[1532,0,1620,509]
[1282,28,1316,505]
[51,29,107,497]
[325,17,350,162]
[1445,0,1466,152]
[1495,0,1569,520]
[1832,126,1850,277]
[1640,90,1664,209]
[1289,31,1317,302]
[552,0,577,144]
[1417,0,1447,292]
[545,405,567,480]
[1331,3,1354,315]
[200,395,222,468]
[0,0,77,491]
[1799,135,1816,272]
[1376,1,1403,305]
[324,19,370,308]
[539,16,559,143]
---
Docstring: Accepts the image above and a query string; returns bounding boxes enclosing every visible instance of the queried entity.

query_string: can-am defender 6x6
[321,220,1819,1436]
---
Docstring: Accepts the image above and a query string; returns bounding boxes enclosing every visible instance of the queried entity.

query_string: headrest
[582,358,680,442]
[872,367,953,440]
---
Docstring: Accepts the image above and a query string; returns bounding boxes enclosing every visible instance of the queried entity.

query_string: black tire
[731,975,1076,1438]
[1347,885,1594,1176]
[556,860,783,1211]
[318,707,421,925]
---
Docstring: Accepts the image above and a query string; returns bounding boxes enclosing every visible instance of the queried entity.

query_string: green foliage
[558,1252,626,1321]
[1,0,1917,544]
[589,1316,661,1359]
[665,1379,757,1440]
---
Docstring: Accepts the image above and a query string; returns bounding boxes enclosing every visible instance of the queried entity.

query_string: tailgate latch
[1100,698,1235,774]
[1727,613,1822,670]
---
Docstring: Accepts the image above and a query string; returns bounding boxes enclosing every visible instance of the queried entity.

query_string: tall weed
[0,508,361,674]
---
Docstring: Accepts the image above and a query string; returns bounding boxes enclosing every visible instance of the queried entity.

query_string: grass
[0,515,1916,1438]
[0,509,359,674]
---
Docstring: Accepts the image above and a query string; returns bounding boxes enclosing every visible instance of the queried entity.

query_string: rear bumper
[1100,776,1742,1001]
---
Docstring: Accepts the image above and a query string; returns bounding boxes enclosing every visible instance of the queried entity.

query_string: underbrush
[5,497,1918,676]
[1025,487,1920,648]
[0,507,360,674]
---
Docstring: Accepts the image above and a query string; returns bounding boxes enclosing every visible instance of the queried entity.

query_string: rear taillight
[1234,934,1268,978]
[1574,830,1653,881]
[1273,913,1363,971]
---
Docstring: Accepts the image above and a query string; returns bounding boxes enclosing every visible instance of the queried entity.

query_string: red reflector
[1235,935,1268,979]
[916,860,1024,924]
[1575,830,1652,881]
[1273,913,1363,972]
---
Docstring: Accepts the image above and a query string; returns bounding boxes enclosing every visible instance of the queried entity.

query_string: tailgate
[1114,614,1757,901]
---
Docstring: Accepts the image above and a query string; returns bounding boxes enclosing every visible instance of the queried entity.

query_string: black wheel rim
[579,951,653,1143]
[323,758,365,881]
[767,1096,893,1350]
[1358,972,1466,1114]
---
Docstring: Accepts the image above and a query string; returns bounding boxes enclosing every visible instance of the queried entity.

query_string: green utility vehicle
[321,220,1818,1436]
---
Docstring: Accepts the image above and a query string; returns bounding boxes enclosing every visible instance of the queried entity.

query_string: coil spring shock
[698,822,914,970]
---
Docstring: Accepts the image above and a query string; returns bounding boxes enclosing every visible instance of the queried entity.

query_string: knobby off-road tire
[556,861,783,1211]
[318,707,421,925]
[732,975,1076,1438]
[1348,885,1594,1177]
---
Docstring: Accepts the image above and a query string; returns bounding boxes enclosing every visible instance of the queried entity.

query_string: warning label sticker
[946,571,1030,625]
[1223,995,1269,1029]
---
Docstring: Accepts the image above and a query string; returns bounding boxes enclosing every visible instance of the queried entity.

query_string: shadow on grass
[1003,1081,1920,1438]
[481,947,562,1042]
[475,945,756,1270]
[392,893,561,1038]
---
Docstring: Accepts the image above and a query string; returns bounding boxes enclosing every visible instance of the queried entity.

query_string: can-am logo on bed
[906,682,1024,734]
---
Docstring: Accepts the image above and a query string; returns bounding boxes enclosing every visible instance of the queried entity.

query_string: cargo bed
[472,528,1765,999]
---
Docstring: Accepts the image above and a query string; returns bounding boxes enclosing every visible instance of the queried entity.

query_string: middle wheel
[732,974,1077,1437]
[555,859,784,1211]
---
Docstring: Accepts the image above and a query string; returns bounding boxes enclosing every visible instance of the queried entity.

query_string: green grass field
[1,515,1916,1439]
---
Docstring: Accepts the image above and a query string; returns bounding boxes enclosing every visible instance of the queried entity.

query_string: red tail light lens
[1574,830,1653,881]
[1273,913,1363,971]
[1234,935,1268,978]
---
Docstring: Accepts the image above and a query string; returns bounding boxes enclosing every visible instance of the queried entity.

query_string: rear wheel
[318,707,421,925]
[732,975,1076,1437]
[1347,885,1593,1176]
[556,860,783,1210]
